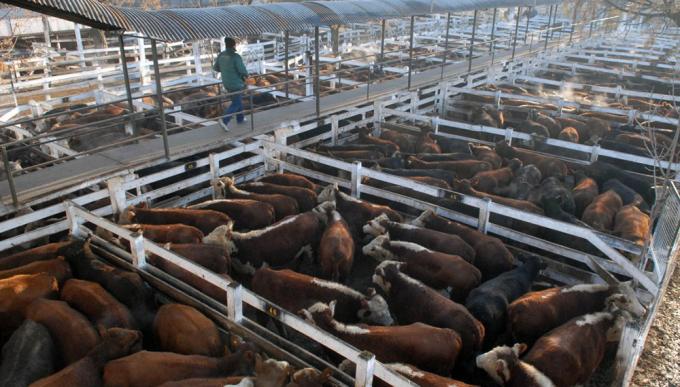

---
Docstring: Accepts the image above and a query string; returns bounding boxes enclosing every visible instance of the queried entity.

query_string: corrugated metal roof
[0,0,562,41]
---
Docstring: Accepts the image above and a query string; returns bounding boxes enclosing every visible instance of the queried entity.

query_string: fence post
[106,176,128,217]
[1,146,18,207]
[372,101,383,134]
[226,282,244,322]
[193,41,203,76]
[129,232,146,269]
[209,153,220,199]
[407,16,415,90]
[354,351,376,387]
[478,198,492,234]
[64,201,83,238]
[590,144,601,163]
[410,91,419,120]
[150,39,171,160]
[504,128,515,145]
[512,7,521,60]
[468,10,478,73]
[351,161,363,198]
[331,115,339,145]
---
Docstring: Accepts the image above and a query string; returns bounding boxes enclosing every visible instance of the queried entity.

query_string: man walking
[213,37,249,131]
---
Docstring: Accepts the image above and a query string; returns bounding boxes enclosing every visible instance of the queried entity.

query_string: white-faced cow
[216,177,299,220]
[412,210,516,281]
[120,205,233,235]
[363,234,481,302]
[372,261,485,355]
[251,267,393,325]
[221,203,330,273]
[300,301,461,374]
[364,214,476,263]
[188,199,275,230]
[477,308,630,387]
[507,281,645,345]
[317,184,402,238]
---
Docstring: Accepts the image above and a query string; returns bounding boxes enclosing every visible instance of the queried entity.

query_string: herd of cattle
[310,125,654,261]
[0,169,641,386]
[0,237,340,386]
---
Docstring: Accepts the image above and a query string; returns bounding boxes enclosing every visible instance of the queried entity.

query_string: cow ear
[513,343,528,356]
[255,353,263,370]
[328,300,337,316]
[366,287,376,297]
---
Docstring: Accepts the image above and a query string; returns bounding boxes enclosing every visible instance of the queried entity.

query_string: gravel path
[632,263,680,387]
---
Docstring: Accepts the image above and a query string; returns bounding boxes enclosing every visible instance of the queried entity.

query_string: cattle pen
[0,0,679,386]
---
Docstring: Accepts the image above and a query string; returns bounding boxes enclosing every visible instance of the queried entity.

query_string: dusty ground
[632,264,680,387]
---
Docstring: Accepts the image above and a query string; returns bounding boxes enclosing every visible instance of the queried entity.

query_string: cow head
[298,301,335,326]
[411,209,435,228]
[312,200,336,225]
[118,205,136,224]
[372,260,405,295]
[607,282,646,318]
[254,354,292,387]
[362,214,391,237]
[476,343,527,385]
[358,287,393,326]
[362,234,394,261]
[317,184,339,203]
[289,368,333,387]
[203,224,235,252]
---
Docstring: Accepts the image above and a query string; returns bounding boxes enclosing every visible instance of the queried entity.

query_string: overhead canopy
[0,0,561,41]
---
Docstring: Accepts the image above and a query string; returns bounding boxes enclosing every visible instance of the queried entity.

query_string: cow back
[129,208,232,235]
[0,258,72,285]
[0,273,59,332]
[0,320,55,387]
[0,241,73,271]
[190,199,275,230]
[61,278,138,331]
[153,304,223,357]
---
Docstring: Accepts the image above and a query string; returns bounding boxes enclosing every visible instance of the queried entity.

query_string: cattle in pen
[258,172,319,191]
[239,181,318,212]
[318,207,354,283]
[120,205,233,235]
[363,214,476,263]
[251,267,393,325]
[216,177,299,220]
[363,234,481,302]
[188,199,275,230]
[300,301,461,374]
[373,261,485,355]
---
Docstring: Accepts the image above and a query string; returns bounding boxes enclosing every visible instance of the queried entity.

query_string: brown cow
[416,131,442,154]
[102,343,257,387]
[572,175,599,218]
[258,173,318,191]
[160,356,291,387]
[478,310,628,387]
[581,190,623,231]
[384,363,479,387]
[495,141,568,180]
[0,258,71,285]
[287,368,333,387]
[217,177,299,220]
[407,157,492,179]
[471,158,522,194]
[251,267,393,325]
[61,279,138,331]
[317,184,403,238]
[363,234,481,302]
[158,377,246,387]
[162,243,230,273]
[25,298,100,365]
[29,328,142,387]
[469,143,503,169]
[120,206,233,235]
[363,214,476,262]
[319,209,354,283]
[451,179,544,215]
[240,182,318,212]
[0,241,76,270]
[507,282,645,344]
[225,208,325,272]
[373,261,485,355]
[153,304,223,357]
[613,205,651,248]
[380,129,416,153]
[119,223,204,244]
[358,129,400,155]
[300,301,461,374]
[189,199,275,230]
[1,273,59,332]
[412,210,516,280]
[405,176,451,189]
[558,127,579,143]
[147,254,232,302]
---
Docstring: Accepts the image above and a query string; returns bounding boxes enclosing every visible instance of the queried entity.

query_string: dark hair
[224,37,236,48]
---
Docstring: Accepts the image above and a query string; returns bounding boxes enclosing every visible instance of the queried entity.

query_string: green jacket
[213,48,248,92]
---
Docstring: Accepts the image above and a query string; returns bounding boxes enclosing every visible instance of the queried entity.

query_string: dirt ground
[632,264,680,387]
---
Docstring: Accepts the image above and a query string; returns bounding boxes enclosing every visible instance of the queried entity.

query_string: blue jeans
[223,91,244,125]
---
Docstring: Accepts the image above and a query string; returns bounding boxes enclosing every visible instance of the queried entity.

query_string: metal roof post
[490,8,497,54]
[407,15,415,90]
[524,8,531,43]
[284,31,290,99]
[74,23,86,69]
[512,7,521,60]
[569,3,577,43]
[151,39,170,160]
[440,12,451,80]
[1,146,18,208]
[468,10,478,73]
[118,35,135,116]
[314,26,321,124]
[379,19,386,72]
[544,4,554,51]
